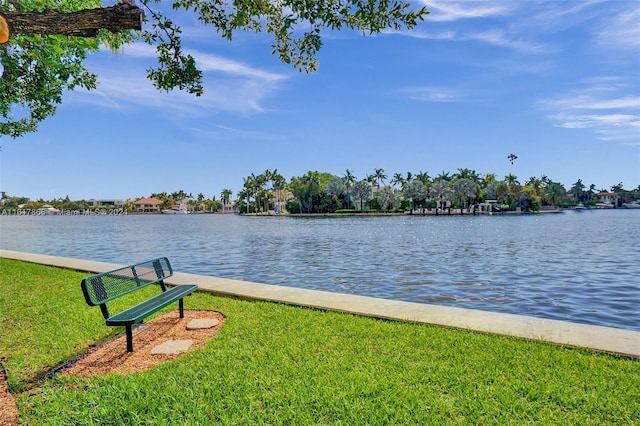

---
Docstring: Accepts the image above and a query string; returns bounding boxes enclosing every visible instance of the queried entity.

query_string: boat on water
[594,203,614,209]
[37,204,60,215]
[574,202,587,211]
[162,206,188,214]
[623,201,640,209]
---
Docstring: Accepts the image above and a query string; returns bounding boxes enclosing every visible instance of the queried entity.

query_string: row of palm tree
[235,169,287,214]
[151,191,227,212]
[235,168,640,214]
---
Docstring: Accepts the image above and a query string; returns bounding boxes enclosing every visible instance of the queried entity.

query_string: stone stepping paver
[151,339,193,355]
[187,318,219,330]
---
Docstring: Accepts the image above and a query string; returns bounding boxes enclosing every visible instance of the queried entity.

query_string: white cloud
[410,2,550,53]
[595,5,640,50]
[424,0,512,22]
[112,43,157,59]
[71,44,289,116]
[104,43,287,82]
[466,29,549,54]
[194,51,287,83]
[542,95,640,111]
[401,86,460,102]
[523,0,603,30]
[554,113,640,145]
[540,85,640,144]
[395,30,457,40]
[555,113,638,129]
[398,26,548,54]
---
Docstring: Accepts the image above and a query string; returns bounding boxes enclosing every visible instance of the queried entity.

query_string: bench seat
[106,284,198,326]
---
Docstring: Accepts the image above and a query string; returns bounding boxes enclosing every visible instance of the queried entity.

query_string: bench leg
[126,325,133,352]
[179,298,185,318]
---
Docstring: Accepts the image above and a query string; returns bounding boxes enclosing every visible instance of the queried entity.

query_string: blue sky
[1,0,639,201]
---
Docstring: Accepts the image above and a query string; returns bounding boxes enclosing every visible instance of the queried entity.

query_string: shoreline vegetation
[0,207,569,216]
[1,258,639,424]
[241,207,565,217]
[2,168,639,216]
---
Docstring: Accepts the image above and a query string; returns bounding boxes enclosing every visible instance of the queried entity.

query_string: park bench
[81,257,198,352]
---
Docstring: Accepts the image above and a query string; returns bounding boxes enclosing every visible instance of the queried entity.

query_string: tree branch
[0,3,143,43]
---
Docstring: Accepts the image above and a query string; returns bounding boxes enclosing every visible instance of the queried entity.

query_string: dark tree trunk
[1,3,142,42]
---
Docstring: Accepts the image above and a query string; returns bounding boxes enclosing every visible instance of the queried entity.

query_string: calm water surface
[1,210,638,331]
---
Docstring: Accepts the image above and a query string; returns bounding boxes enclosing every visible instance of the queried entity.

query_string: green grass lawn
[1,257,638,424]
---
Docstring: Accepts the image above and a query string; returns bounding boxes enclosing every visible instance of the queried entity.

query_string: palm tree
[587,183,597,201]
[256,187,273,214]
[482,173,497,187]
[252,173,266,213]
[454,168,480,184]
[540,175,549,186]
[342,169,356,209]
[374,168,387,187]
[260,169,273,213]
[366,174,377,188]
[526,176,539,187]
[435,171,451,181]
[544,182,565,207]
[570,179,585,202]
[405,171,414,184]
[196,193,205,212]
[220,189,232,212]
[272,171,286,214]
[525,177,544,204]
[415,170,430,184]
[610,182,624,193]
[415,171,431,199]
[220,189,232,203]
[390,173,405,190]
[505,173,520,187]
[242,175,255,213]
[171,189,190,201]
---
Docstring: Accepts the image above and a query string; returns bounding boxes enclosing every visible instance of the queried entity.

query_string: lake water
[1,210,638,331]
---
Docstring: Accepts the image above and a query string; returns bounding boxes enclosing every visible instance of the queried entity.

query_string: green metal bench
[81,257,198,352]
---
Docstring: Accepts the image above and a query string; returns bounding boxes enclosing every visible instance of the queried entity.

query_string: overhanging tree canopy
[0,0,428,137]
[0,3,143,40]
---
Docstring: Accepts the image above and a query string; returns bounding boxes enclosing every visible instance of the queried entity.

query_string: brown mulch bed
[0,368,19,426]
[0,310,224,425]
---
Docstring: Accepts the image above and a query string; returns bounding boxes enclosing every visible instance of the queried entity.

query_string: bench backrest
[81,257,173,308]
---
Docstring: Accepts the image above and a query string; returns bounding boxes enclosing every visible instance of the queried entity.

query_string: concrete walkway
[2,249,638,358]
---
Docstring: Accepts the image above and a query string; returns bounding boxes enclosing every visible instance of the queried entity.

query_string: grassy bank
[1,258,638,424]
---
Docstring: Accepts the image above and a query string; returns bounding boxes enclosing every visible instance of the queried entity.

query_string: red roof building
[134,197,163,213]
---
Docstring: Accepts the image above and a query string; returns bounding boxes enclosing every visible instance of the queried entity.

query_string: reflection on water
[1,210,639,331]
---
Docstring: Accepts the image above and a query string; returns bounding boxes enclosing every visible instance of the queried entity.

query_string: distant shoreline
[242,208,564,217]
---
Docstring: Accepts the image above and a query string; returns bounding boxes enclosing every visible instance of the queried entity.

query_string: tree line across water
[235,168,640,214]
[2,169,638,214]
